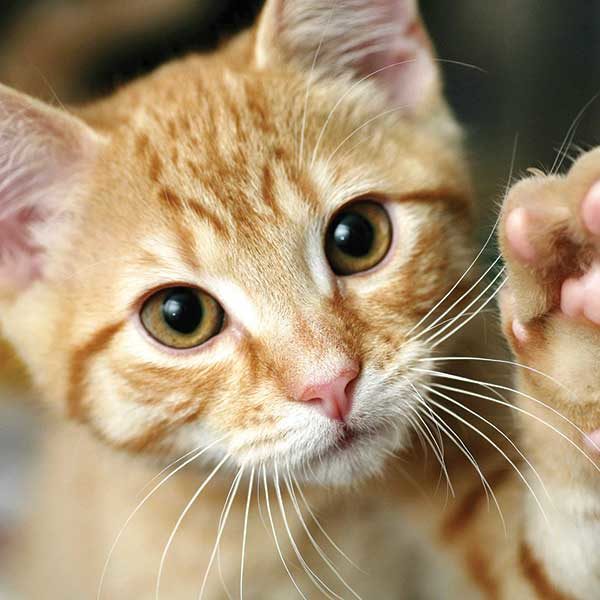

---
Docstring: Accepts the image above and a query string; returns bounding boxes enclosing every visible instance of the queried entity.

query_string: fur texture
[1,1,600,598]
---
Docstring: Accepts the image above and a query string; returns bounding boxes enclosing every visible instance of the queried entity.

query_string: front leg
[499,148,600,599]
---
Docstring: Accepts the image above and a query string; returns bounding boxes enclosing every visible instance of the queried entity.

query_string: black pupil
[162,288,203,334]
[332,212,374,257]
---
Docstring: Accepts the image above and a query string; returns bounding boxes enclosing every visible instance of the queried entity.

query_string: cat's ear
[0,84,103,291]
[255,0,439,112]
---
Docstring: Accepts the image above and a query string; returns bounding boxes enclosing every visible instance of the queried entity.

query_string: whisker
[292,473,364,572]
[429,274,507,349]
[263,465,308,599]
[551,91,600,174]
[427,378,600,477]
[155,454,230,600]
[416,255,504,343]
[274,466,341,600]
[425,267,506,346]
[406,134,519,339]
[408,391,506,531]
[416,309,495,337]
[285,467,363,600]
[428,382,551,499]
[413,368,600,463]
[198,467,244,600]
[325,105,408,166]
[416,356,570,396]
[239,467,255,600]
[138,447,211,498]
[408,410,450,500]
[403,377,454,498]
[96,435,228,600]
[423,384,551,523]
[255,466,268,532]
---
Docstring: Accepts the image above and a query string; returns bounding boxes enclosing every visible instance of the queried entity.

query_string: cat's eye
[325,200,392,275]
[141,287,224,349]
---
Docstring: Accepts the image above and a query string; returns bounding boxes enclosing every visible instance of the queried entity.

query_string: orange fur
[1,1,600,599]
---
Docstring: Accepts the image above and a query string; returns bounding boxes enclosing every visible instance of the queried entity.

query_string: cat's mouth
[324,424,382,456]
[337,426,357,450]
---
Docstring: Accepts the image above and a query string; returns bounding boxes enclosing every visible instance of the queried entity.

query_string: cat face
[0,0,473,485]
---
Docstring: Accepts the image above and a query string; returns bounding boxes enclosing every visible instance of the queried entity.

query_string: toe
[506,207,537,262]
[511,319,529,343]
[561,277,586,318]
[582,267,600,325]
[582,181,600,236]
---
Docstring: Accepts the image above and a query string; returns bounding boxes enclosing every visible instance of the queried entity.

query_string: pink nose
[298,366,360,422]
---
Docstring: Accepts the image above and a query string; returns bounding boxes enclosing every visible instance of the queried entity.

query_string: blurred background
[0,0,598,594]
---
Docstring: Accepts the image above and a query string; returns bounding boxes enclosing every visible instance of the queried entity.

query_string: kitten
[1,0,600,598]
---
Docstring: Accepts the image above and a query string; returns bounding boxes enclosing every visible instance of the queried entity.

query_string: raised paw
[500,148,600,328]
[498,148,600,441]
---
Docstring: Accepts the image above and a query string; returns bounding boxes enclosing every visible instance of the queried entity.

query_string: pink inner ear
[266,0,439,113]
[0,83,103,289]
[358,5,437,108]
[0,207,45,284]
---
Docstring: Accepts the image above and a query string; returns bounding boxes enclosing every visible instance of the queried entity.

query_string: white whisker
[417,356,570,396]
[326,105,408,166]
[423,384,550,524]
[138,447,210,498]
[310,57,485,168]
[407,387,506,531]
[425,267,506,346]
[551,91,600,174]
[429,274,507,349]
[403,377,454,498]
[292,474,363,572]
[155,454,230,600]
[428,382,551,500]
[274,466,341,600]
[97,435,228,600]
[263,465,308,599]
[406,134,519,339]
[285,468,363,600]
[413,368,600,464]
[298,0,341,168]
[239,467,255,600]
[198,467,244,600]
[417,256,504,343]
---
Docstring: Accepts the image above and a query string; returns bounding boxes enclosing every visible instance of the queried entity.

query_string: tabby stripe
[395,187,472,216]
[261,163,283,217]
[160,186,229,237]
[466,546,499,600]
[67,320,125,419]
[519,541,575,600]
[148,150,164,182]
[441,466,510,541]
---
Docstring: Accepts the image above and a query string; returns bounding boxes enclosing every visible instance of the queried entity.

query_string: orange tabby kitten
[1,1,600,598]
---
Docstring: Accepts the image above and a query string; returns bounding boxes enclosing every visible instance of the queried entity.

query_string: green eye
[325,200,392,275]
[141,287,224,349]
